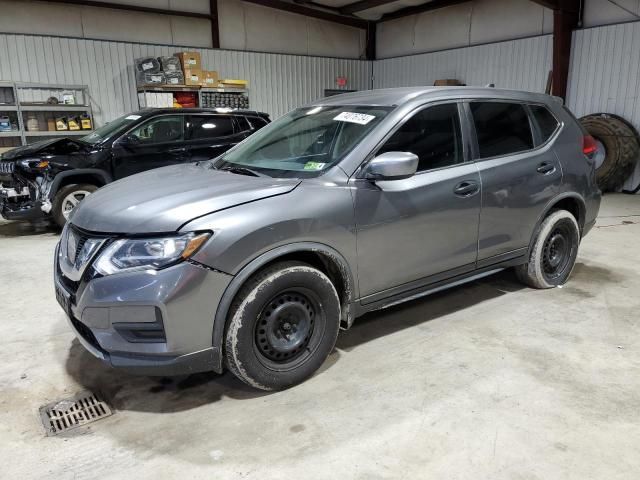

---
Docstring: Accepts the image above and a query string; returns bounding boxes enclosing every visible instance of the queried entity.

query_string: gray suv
[54,87,601,390]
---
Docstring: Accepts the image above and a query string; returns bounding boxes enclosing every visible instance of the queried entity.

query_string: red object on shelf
[173,92,198,107]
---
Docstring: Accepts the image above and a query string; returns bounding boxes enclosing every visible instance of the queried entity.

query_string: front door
[111,114,186,179]
[185,114,248,162]
[354,102,481,301]
[467,101,563,264]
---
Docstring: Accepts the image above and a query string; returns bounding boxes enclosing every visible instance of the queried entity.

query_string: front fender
[48,169,112,198]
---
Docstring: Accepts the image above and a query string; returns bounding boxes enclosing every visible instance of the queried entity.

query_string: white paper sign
[333,112,375,125]
[142,62,154,71]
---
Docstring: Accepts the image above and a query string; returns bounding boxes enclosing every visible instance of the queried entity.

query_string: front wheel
[224,261,340,391]
[515,209,580,289]
[51,184,97,227]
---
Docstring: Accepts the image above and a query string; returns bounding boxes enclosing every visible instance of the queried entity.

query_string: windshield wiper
[219,166,265,177]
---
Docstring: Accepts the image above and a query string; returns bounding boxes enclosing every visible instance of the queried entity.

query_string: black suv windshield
[214,105,392,178]
[80,113,143,145]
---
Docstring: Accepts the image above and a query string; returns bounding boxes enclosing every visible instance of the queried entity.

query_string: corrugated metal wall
[373,35,553,92]
[567,22,640,190]
[0,33,371,126]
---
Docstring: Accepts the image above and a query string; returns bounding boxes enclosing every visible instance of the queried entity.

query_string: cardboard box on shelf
[219,79,248,88]
[203,71,219,87]
[433,79,463,86]
[184,68,203,86]
[175,51,201,70]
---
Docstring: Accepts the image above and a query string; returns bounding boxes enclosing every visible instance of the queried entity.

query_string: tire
[51,184,98,227]
[515,210,580,289]
[224,261,341,391]
[580,113,640,192]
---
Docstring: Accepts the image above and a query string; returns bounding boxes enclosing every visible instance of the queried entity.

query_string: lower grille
[71,316,103,352]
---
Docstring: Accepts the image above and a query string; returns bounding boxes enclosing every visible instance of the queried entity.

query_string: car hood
[70,163,301,233]
[0,138,84,160]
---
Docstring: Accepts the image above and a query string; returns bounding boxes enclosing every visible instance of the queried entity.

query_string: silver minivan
[54,87,601,390]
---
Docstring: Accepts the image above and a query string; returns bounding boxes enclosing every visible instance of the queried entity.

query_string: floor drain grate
[39,390,113,436]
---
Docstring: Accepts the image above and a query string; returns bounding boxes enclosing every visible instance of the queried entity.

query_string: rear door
[111,114,186,179]
[185,114,247,162]
[468,100,562,266]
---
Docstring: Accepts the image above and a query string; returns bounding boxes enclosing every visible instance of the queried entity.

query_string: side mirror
[117,134,139,149]
[364,151,418,181]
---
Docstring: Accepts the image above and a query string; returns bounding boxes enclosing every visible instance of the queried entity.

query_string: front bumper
[55,243,233,375]
[0,186,46,220]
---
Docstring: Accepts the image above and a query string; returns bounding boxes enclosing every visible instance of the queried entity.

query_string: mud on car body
[0,108,270,226]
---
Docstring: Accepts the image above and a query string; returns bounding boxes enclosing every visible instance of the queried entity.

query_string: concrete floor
[1,194,639,480]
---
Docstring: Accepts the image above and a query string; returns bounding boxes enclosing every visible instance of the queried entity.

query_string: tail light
[583,135,598,157]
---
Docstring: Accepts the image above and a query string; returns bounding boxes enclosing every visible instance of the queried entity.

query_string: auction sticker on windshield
[304,161,326,170]
[333,112,375,125]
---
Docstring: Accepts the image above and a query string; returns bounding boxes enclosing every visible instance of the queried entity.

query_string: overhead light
[202,123,216,129]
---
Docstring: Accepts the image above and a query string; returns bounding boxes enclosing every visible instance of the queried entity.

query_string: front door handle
[168,147,187,154]
[537,162,556,175]
[454,181,480,197]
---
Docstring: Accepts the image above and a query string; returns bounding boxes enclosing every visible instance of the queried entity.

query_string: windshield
[213,105,392,178]
[80,113,143,145]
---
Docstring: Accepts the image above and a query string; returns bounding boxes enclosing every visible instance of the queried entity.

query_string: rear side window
[247,116,268,130]
[187,115,235,140]
[236,116,252,132]
[378,103,463,172]
[470,102,534,158]
[530,105,560,143]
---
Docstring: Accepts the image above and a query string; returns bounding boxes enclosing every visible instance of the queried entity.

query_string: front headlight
[94,232,210,275]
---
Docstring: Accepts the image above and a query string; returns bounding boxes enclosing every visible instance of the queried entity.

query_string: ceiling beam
[340,0,397,15]
[379,0,472,22]
[40,0,213,20]
[241,0,369,28]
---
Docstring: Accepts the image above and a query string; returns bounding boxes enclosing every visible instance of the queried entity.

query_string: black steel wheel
[225,261,340,391]
[515,209,580,289]
[254,288,322,366]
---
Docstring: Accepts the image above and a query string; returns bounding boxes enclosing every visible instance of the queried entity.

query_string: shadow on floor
[65,269,526,413]
[337,268,524,351]
[0,219,59,237]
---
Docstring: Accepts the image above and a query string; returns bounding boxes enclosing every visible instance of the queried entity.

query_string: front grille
[71,315,104,353]
[0,161,14,175]
[70,226,92,261]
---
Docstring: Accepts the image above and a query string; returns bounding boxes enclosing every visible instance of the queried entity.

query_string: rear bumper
[55,243,233,375]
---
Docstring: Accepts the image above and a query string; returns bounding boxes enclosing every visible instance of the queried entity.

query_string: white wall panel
[374,35,552,93]
[567,22,640,190]
[0,33,370,127]
[376,0,552,59]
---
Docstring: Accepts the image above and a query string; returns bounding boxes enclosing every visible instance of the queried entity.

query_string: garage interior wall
[0,33,371,126]
[0,0,366,58]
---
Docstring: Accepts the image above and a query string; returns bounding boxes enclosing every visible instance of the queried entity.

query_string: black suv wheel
[224,261,340,391]
[51,184,97,227]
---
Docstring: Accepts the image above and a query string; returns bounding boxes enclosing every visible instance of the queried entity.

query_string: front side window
[214,105,392,178]
[470,102,534,158]
[378,103,463,172]
[187,115,235,140]
[530,104,560,144]
[128,115,184,144]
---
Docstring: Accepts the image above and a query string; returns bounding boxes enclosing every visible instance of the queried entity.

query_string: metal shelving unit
[0,82,94,146]
[136,84,250,110]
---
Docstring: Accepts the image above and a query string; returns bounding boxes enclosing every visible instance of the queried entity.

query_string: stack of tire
[580,113,640,192]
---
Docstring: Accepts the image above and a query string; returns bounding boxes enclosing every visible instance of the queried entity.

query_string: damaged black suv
[0,108,269,226]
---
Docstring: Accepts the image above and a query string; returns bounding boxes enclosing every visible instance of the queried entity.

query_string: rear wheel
[515,210,580,289]
[224,261,340,391]
[51,184,97,227]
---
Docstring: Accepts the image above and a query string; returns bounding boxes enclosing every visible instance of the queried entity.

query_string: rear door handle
[537,162,556,175]
[454,181,480,197]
